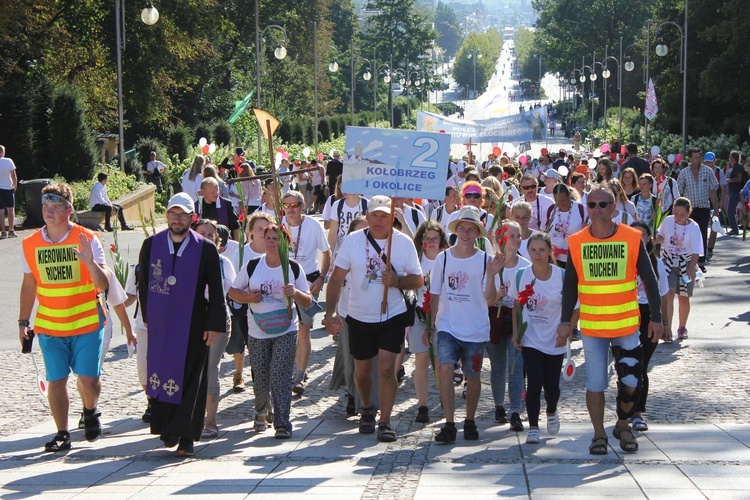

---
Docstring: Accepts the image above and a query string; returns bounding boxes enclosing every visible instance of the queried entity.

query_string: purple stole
[146,229,203,404]
[195,198,229,226]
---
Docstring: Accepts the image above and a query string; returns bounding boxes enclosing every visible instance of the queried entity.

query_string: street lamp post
[255,0,287,161]
[114,0,159,171]
[328,38,360,126]
[579,60,594,130]
[654,1,689,155]
[467,48,482,99]
[601,40,623,142]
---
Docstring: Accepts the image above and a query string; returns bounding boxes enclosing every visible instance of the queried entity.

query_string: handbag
[306,182,313,192]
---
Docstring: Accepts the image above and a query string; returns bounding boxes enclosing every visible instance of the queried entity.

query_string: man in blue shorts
[19,182,110,452]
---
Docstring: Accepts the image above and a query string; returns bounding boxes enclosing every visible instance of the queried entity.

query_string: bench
[76,184,157,231]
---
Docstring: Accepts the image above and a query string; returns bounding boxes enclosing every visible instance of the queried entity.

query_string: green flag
[228,89,255,124]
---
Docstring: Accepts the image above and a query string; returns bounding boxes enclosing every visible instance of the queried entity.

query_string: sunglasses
[282,202,302,209]
[464,192,482,199]
[521,185,537,190]
[586,201,614,209]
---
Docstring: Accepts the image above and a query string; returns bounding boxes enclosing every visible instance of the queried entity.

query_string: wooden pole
[381,197,396,314]
[225,167,320,184]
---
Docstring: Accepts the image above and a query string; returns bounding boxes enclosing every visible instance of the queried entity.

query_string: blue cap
[704,151,716,162]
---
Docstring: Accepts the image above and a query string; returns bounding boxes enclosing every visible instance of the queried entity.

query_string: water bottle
[695,270,704,288]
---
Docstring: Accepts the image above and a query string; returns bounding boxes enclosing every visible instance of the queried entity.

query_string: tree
[48,85,97,182]
[435,1,462,58]
[452,31,502,97]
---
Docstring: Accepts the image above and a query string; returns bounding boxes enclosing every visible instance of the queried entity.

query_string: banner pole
[381,197,396,314]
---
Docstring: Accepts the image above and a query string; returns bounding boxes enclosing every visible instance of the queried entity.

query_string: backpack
[336,197,368,235]
[245,256,301,282]
[546,203,584,224]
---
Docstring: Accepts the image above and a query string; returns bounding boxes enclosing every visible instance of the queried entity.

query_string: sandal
[253,420,268,432]
[589,436,609,455]
[631,416,649,431]
[83,408,102,442]
[613,426,639,453]
[44,432,71,453]
[377,423,397,443]
[200,426,218,439]
[359,405,376,434]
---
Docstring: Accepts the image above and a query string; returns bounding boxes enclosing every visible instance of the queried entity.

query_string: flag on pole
[227,90,255,124]
[252,108,280,140]
[645,78,658,121]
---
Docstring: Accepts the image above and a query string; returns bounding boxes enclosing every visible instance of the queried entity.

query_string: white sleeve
[333,233,353,271]
[232,265,250,290]
[321,196,334,221]
[106,268,128,306]
[125,264,137,295]
[429,252,445,296]
[315,219,330,252]
[91,235,106,265]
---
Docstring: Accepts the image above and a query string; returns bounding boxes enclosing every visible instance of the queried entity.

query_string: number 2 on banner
[412,138,439,169]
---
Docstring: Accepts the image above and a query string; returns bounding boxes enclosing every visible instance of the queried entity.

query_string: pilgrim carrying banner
[416,110,547,144]
[342,126,451,200]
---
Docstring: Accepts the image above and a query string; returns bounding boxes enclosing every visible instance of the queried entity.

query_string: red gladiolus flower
[503,172,509,180]
[236,165,244,175]
[110,243,117,253]
[495,228,503,236]
[502,235,509,244]
[421,290,432,313]
[502,224,509,232]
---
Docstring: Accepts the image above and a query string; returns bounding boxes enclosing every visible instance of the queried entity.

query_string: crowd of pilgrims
[115,147,707,449]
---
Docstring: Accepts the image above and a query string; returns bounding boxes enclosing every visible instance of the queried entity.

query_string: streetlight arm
[653,21,684,73]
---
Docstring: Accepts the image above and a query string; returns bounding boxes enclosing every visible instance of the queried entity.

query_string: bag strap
[365,229,410,307]
[411,206,420,230]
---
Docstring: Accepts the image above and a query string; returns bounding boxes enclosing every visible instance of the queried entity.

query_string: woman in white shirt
[609,178,637,221]
[546,184,585,268]
[181,155,205,202]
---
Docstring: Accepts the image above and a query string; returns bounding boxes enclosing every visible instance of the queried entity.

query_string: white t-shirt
[321,195,338,222]
[657,216,704,257]
[548,203,585,262]
[124,263,145,331]
[513,195,553,231]
[653,177,679,211]
[445,175,466,189]
[146,160,166,174]
[444,208,494,240]
[231,255,310,339]
[430,204,458,229]
[637,257,669,304]
[417,254,436,307]
[496,255,531,308]
[0,157,16,189]
[331,197,368,251]
[508,265,566,356]
[230,244,264,278]
[181,172,203,202]
[402,204,426,234]
[283,216,330,276]
[612,210,635,225]
[518,230,540,261]
[334,229,422,323]
[430,248,492,342]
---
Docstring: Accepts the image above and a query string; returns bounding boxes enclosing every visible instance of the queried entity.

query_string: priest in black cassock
[195,177,240,240]
[138,192,227,457]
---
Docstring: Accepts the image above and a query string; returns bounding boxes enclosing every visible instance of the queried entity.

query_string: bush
[318,118,331,142]
[213,121,232,146]
[291,120,305,143]
[48,85,97,182]
[194,122,212,145]
[167,125,192,161]
[135,137,164,171]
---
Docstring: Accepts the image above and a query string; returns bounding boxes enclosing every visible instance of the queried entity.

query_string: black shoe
[162,435,179,448]
[510,412,524,432]
[397,366,405,384]
[121,225,134,231]
[415,406,429,424]
[83,408,102,442]
[104,226,113,232]
[698,264,707,273]
[435,423,457,443]
[345,393,356,417]
[463,420,479,440]
[44,431,71,453]
[78,413,85,430]
[142,401,152,422]
[495,406,508,424]
[175,438,194,457]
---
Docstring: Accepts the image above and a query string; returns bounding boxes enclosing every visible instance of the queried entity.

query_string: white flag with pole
[645,78,658,121]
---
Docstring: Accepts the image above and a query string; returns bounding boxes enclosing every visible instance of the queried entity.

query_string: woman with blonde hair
[181,155,205,202]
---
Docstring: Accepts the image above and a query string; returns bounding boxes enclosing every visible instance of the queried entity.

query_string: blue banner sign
[416,110,547,144]
[342,127,451,200]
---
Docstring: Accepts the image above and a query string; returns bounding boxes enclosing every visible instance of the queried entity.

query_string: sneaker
[175,438,194,457]
[415,405,429,424]
[546,412,560,435]
[698,264,707,273]
[142,401,152,422]
[232,373,245,393]
[7,231,17,238]
[677,327,688,340]
[526,428,540,444]
[495,406,508,424]
[0,232,6,239]
[397,366,405,384]
[510,412,524,432]
[435,423,457,443]
[463,420,479,440]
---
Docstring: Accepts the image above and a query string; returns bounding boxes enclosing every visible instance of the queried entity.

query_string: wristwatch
[18,320,30,327]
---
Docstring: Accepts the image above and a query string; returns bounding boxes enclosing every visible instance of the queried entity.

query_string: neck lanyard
[293,216,304,258]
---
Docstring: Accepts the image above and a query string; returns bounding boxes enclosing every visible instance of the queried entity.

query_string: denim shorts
[436,331,485,378]
[38,326,105,382]
[581,331,640,392]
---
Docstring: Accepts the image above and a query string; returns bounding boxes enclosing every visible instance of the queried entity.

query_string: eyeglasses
[586,201,614,209]
[464,192,482,199]
[282,202,302,209]
[423,236,440,243]
[521,185,537,191]
[167,211,192,221]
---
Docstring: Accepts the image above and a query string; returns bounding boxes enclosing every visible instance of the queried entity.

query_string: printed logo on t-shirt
[260,279,284,303]
[525,292,548,313]
[366,256,386,282]
[669,233,684,248]
[447,271,469,291]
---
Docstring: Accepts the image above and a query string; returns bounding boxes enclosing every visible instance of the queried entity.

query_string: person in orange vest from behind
[557,184,663,456]
[18,182,109,453]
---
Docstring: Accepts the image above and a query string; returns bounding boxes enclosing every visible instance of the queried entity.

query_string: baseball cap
[167,192,195,214]
[368,195,392,214]
[544,168,560,180]
[705,151,716,162]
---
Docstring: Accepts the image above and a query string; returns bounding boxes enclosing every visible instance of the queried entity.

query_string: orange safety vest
[23,225,103,337]
[568,224,641,338]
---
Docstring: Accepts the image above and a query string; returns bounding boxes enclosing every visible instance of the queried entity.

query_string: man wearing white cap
[137,192,227,457]
[325,195,423,443]
[427,206,504,443]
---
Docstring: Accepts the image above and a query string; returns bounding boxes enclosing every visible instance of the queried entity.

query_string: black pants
[91,203,127,229]
[690,208,710,264]
[521,347,564,427]
[147,173,163,193]
[636,303,659,413]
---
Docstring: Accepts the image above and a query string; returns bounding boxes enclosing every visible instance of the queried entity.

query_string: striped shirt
[676,164,718,208]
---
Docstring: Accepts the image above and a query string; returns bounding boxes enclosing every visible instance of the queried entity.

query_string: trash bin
[19,179,53,228]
